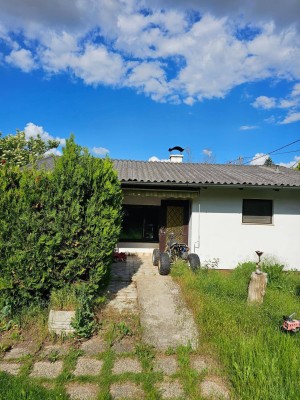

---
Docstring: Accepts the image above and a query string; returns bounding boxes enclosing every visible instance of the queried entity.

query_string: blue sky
[1,0,300,166]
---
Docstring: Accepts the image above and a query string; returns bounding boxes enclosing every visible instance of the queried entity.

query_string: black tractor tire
[152,249,160,266]
[158,253,171,275]
[187,253,201,271]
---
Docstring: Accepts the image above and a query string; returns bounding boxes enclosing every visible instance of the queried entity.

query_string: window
[242,199,273,224]
[120,205,160,242]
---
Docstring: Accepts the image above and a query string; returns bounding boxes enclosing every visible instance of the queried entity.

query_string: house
[37,154,300,270]
[113,154,300,270]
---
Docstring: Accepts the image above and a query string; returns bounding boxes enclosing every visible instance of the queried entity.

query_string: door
[160,200,190,252]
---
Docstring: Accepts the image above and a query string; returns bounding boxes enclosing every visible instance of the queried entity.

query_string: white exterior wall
[190,187,300,270]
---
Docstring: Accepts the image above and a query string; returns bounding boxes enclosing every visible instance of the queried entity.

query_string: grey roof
[36,156,300,188]
[113,159,300,188]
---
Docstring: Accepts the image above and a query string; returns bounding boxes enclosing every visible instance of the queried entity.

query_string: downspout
[194,189,201,253]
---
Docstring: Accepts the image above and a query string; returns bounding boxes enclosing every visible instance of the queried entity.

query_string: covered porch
[118,188,199,254]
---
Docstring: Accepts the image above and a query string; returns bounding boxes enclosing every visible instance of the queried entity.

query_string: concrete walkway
[137,276,198,350]
[106,255,199,350]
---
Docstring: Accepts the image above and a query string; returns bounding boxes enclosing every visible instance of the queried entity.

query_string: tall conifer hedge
[0,137,122,310]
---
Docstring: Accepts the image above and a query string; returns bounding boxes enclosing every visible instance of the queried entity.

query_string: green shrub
[0,136,122,312]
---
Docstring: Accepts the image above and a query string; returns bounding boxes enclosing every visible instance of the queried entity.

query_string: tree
[264,156,274,167]
[0,130,59,167]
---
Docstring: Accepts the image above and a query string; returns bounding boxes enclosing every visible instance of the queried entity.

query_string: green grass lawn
[172,261,300,400]
[0,372,68,400]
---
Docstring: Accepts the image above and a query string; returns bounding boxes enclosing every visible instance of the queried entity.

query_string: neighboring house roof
[36,156,300,188]
[113,159,300,188]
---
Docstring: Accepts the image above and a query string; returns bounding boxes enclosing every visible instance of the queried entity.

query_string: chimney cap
[168,146,184,153]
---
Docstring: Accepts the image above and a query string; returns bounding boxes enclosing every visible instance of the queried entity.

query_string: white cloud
[291,83,300,97]
[279,112,300,125]
[239,125,258,131]
[202,148,212,157]
[44,148,62,156]
[250,153,269,165]
[1,1,300,104]
[279,156,300,168]
[148,156,169,162]
[252,96,277,109]
[24,122,66,146]
[125,61,170,101]
[92,146,109,155]
[5,48,36,72]
[252,82,300,123]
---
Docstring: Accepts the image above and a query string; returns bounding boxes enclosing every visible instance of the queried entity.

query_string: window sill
[241,223,274,226]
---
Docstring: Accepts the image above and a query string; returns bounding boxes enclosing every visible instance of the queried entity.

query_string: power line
[290,159,300,169]
[228,138,300,165]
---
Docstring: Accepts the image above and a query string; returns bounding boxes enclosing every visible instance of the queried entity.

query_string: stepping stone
[4,347,31,360]
[190,356,210,373]
[41,344,69,358]
[200,378,230,399]
[30,361,63,378]
[66,383,99,400]
[157,379,184,399]
[112,337,135,354]
[80,337,107,355]
[73,357,103,376]
[0,362,21,375]
[110,382,144,399]
[112,357,142,374]
[154,356,178,375]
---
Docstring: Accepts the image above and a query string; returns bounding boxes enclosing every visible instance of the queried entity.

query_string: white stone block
[48,310,75,335]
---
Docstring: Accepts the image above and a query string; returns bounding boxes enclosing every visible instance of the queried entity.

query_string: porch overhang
[122,188,199,199]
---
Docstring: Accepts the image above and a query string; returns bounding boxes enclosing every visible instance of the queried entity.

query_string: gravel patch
[66,383,99,400]
[112,357,142,374]
[0,362,21,375]
[200,378,230,399]
[110,382,144,399]
[30,361,63,378]
[73,357,103,376]
[157,379,184,399]
[4,347,31,360]
[190,355,211,373]
[153,355,178,375]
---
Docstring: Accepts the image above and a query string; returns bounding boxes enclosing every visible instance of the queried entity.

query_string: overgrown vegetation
[0,373,68,400]
[172,259,300,400]
[0,136,122,328]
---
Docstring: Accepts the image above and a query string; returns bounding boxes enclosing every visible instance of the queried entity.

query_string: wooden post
[247,270,268,304]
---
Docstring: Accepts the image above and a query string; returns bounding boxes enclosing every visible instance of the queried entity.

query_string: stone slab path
[107,255,198,350]
[0,255,231,399]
